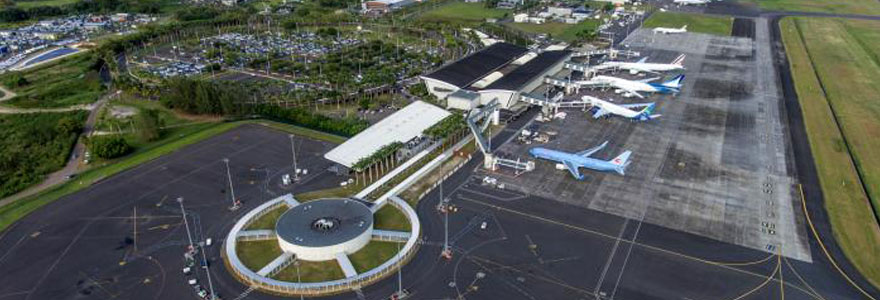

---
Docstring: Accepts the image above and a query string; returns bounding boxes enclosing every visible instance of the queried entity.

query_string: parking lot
[0,124,345,300]
[487,20,811,262]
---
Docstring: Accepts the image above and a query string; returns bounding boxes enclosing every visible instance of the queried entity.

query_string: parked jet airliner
[598,54,685,75]
[653,25,688,34]
[529,142,632,180]
[578,74,685,98]
[583,96,661,121]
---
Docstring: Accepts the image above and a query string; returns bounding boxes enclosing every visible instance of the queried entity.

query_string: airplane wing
[620,103,654,109]
[591,107,610,119]
[637,77,661,83]
[635,57,649,63]
[576,141,609,157]
[563,161,584,180]
[618,86,645,98]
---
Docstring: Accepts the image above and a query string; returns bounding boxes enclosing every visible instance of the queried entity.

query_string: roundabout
[223,194,420,297]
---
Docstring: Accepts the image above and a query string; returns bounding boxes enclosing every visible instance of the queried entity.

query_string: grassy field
[245,206,287,230]
[348,241,402,273]
[236,240,283,271]
[294,184,361,202]
[748,0,880,15]
[0,120,346,232]
[373,204,411,231]
[0,52,104,108]
[419,2,508,25]
[0,112,87,198]
[96,96,209,132]
[642,12,732,36]
[780,17,880,289]
[14,0,78,8]
[506,19,600,42]
[273,259,345,282]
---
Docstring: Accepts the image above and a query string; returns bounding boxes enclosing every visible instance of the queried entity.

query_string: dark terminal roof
[423,42,529,88]
[275,198,373,247]
[484,50,572,91]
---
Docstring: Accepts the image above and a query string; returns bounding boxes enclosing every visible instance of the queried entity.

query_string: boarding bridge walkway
[466,99,499,156]
[571,49,640,59]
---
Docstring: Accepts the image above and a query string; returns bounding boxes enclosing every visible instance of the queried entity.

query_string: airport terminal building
[420,42,572,111]
[324,101,451,172]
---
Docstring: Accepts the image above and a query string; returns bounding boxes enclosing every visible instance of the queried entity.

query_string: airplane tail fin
[681,25,688,30]
[609,150,632,175]
[662,74,685,88]
[671,54,686,66]
[638,104,660,120]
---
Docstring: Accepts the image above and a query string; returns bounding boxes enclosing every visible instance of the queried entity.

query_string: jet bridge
[467,99,535,173]
[571,48,641,59]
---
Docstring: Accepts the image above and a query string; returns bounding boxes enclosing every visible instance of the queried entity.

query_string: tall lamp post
[177,197,194,250]
[289,135,299,181]
[223,158,239,210]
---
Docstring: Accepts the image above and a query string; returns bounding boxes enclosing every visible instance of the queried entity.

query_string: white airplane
[674,0,712,5]
[583,96,661,121]
[578,74,685,99]
[599,54,686,75]
[653,25,688,34]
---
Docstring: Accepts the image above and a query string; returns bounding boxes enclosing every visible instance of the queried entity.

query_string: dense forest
[0,112,87,198]
[160,78,368,137]
[0,0,166,23]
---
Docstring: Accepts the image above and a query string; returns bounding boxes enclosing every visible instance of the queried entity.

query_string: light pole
[177,197,194,250]
[289,135,299,181]
[397,241,403,295]
[441,182,451,260]
[223,158,238,209]
[296,261,303,300]
[198,227,217,300]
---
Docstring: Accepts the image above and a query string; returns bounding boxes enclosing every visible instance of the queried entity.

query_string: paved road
[0,93,112,207]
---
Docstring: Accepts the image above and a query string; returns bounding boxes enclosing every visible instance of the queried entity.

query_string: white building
[547,6,573,17]
[324,101,450,170]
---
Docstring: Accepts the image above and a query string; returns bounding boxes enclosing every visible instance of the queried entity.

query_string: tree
[603,3,615,12]
[2,72,28,88]
[575,28,598,42]
[134,109,162,142]
[89,136,132,159]
[55,117,82,134]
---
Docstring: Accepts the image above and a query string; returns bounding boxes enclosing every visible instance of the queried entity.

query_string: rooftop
[275,198,373,248]
[422,42,529,88]
[324,101,451,168]
[483,50,572,91]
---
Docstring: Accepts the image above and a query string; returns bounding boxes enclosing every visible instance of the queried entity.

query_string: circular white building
[275,198,374,261]
[224,194,420,296]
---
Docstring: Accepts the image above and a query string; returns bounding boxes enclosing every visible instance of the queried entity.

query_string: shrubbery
[160,78,369,137]
[0,112,87,198]
[89,136,132,159]
[424,114,466,139]
[252,104,369,137]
